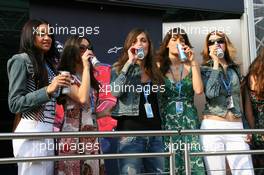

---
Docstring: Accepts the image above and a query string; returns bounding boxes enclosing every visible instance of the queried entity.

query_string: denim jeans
[118,136,164,175]
[99,138,119,175]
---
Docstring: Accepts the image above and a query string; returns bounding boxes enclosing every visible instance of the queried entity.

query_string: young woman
[110,28,164,174]
[200,31,254,175]
[55,36,100,175]
[7,19,71,175]
[156,27,205,174]
[243,48,264,175]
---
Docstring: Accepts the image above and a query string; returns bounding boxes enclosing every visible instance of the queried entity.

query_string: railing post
[169,136,176,175]
[184,137,191,175]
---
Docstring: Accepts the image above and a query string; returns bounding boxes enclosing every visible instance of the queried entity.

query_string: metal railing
[1,129,264,175]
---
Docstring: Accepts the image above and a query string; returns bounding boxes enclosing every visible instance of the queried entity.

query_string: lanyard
[170,64,184,98]
[143,81,151,103]
[220,70,232,96]
[90,91,95,113]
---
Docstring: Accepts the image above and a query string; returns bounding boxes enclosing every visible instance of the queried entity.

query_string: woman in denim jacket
[110,28,164,174]
[7,19,71,175]
[200,31,254,175]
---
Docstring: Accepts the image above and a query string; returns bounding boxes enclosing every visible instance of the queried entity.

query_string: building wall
[30,1,163,64]
[253,0,264,54]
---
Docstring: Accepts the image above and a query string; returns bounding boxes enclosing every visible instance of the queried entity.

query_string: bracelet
[191,64,199,67]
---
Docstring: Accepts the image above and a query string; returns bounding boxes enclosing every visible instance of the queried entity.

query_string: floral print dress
[250,90,264,175]
[56,75,100,175]
[250,90,264,146]
[159,69,205,175]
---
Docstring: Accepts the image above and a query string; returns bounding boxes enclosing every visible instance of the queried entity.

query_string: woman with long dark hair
[156,27,205,174]
[244,48,264,175]
[110,28,164,174]
[7,19,71,175]
[55,36,100,175]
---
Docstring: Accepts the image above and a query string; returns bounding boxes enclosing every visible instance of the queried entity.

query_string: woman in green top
[156,28,205,174]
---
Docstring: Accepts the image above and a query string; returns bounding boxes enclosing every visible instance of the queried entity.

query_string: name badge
[144,103,154,118]
[227,96,234,109]
[176,101,184,114]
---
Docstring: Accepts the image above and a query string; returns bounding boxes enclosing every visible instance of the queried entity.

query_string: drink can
[136,48,145,60]
[177,44,187,62]
[59,71,70,94]
[216,47,224,58]
[90,56,100,67]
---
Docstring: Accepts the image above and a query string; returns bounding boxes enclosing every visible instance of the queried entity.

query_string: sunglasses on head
[79,45,93,52]
[208,38,225,46]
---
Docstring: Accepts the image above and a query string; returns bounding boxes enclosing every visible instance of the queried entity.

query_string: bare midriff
[202,111,242,122]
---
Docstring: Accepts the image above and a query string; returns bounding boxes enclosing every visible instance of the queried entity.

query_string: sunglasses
[79,45,93,52]
[208,38,225,46]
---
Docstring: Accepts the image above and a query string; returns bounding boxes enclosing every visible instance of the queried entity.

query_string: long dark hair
[19,19,58,88]
[59,35,100,92]
[247,47,264,99]
[113,28,163,84]
[155,27,193,76]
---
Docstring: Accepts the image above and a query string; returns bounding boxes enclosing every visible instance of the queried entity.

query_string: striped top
[22,64,56,124]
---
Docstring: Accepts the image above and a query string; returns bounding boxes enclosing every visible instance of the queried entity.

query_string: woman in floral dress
[55,36,101,175]
[156,28,205,174]
[244,48,264,175]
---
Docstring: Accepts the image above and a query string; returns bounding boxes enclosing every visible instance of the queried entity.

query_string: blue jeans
[118,136,164,174]
[99,138,119,175]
